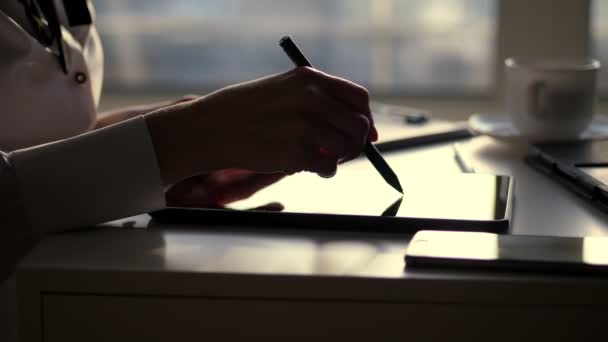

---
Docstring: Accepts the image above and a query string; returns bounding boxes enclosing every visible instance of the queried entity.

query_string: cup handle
[528,81,546,118]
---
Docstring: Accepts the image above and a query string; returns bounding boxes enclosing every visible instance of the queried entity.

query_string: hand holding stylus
[147,64,377,184]
[279,36,403,193]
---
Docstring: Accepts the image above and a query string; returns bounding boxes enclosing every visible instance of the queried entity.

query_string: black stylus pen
[279,36,403,194]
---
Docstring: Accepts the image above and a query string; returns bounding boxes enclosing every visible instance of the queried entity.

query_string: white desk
[17,137,608,341]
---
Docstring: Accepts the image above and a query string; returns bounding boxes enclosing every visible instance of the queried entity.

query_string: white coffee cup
[505,57,600,142]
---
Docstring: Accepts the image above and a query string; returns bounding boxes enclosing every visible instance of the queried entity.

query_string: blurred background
[95,0,605,120]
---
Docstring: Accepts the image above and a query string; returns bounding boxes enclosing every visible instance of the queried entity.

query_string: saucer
[468,113,608,142]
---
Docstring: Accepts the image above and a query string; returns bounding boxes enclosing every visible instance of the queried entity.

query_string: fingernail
[371,126,379,142]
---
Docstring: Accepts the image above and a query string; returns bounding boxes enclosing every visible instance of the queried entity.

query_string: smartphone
[405,230,608,275]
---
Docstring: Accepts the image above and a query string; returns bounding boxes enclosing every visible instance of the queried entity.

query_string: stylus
[279,35,404,194]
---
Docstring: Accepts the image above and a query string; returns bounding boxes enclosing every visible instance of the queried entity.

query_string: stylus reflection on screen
[228,159,504,221]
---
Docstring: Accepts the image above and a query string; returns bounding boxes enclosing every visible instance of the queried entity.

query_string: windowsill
[98,92,500,121]
[99,92,608,122]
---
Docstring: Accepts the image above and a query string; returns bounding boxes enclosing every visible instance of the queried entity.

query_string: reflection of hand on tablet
[165,169,284,211]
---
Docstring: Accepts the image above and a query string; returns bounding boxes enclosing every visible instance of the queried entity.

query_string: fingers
[293,67,369,112]
[291,67,378,142]
[249,202,284,212]
[206,169,254,185]
[311,122,353,161]
[268,69,374,177]
[313,147,338,178]
[165,172,286,208]
[165,175,210,207]
[306,89,369,161]
[211,172,285,205]
[247,113,343,177]
[281,139,336,178]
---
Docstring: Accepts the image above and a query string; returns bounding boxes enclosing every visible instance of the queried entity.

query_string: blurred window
[593,0,608,93]
[94,0,496,94]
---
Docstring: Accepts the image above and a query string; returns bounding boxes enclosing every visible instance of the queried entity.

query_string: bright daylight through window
[95,0,496,95]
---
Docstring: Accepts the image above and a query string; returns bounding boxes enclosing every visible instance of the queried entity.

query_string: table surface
[18,136,608,303]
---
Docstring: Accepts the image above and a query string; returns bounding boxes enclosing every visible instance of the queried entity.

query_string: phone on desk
[406,230,608,275]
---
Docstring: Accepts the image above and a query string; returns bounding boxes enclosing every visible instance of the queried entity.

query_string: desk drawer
[42,294,607,341]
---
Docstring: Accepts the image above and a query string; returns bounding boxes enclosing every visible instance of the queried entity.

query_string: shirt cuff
[9,116,165,233]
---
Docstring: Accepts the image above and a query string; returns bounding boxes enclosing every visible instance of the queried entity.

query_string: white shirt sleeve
[7,116,165,234]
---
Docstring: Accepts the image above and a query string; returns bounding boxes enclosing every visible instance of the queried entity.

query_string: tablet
[151,165,513,234]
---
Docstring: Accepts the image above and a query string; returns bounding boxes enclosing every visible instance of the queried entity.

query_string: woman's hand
[146,67,377,186]
[165,169,285,210]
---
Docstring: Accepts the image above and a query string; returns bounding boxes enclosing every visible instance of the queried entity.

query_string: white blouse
[0,2,166,338]
[0,0,103,151]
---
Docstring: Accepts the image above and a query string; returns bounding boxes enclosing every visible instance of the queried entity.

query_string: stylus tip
[394,181,404,194]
